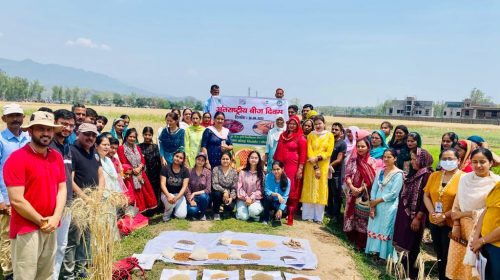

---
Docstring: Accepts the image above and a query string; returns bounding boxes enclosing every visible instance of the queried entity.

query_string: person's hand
[480,142,489,148]
[206,162,211,170]
[432,213,446,224]
[161,157,167,167]
[40,216,59,233]
[277,194,284,204]
[167,193,176,204]
[263,154,268,165]
[190,200,197,207]
[245,198,252,206]
[369,208,376,219]
[351,187,361,197]
[451,225,461,239]
[314,169,321,179]
[224,197,232,205]
[275,209,282,220]
[451,211,462,221]
[190,193,196,201]
[0,203,8,215]
[296,168,303,180]
[308,157,318,164]
[410,217,421,232]
[369,200,377,208]
[471,237,485,254]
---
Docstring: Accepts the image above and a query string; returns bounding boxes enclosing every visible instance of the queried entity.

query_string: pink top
[237,170,263,201]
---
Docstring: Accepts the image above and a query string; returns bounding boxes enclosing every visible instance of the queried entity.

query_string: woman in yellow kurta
[184,112,206,168]
[300,115,334,224]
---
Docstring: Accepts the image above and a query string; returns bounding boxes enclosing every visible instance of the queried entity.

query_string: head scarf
[201,113,213,128]
[397,131,423,172]
[401,148,434,219]
[345,126,359,155]
[457,140,473,172]
[345,137,376,192]
[370,130,388,159]
[110,118,125,141]
[467,135,485,145]
[306,110,318,119]
[356,129,371,141]
[267,114,287,143]
[274,115,303,163]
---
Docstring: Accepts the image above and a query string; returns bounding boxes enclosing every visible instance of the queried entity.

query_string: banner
[210,96,289,145]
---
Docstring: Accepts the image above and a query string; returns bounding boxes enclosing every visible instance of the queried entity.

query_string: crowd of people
[0,86,499,279]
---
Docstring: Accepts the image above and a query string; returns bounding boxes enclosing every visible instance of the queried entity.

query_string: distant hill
[0,57,181,100]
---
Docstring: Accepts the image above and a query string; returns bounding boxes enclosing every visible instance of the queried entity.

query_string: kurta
[365,169,404,260]
[184,125,206,168]
[158,127,185,166]
[273,134,307,201]
[117,145,158,212]
[201,128,233,168]
[300,131,335,205]
[138,142,162,207]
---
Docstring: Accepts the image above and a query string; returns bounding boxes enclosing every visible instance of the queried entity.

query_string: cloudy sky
[0,1,499,105]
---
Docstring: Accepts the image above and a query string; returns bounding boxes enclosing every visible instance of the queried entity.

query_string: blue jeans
[482,243,500,280]
[186,193,210,219]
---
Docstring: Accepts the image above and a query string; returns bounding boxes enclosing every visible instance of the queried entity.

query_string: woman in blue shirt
[262,160,290,225]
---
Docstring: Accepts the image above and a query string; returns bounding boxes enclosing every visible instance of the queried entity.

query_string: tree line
[0,70,202,110]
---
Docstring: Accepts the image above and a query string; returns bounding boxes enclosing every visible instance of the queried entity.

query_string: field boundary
[329,114,500,126]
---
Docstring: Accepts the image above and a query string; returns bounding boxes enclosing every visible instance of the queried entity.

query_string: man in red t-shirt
[3,111,66,280]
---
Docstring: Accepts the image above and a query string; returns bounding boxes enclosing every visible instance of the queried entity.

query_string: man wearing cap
[65,123,103,279]
[50,109,75,279]
[3,111,67,279]
[0,103,30,280]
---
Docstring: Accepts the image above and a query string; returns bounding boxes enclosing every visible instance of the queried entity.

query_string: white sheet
[141,230,318,270]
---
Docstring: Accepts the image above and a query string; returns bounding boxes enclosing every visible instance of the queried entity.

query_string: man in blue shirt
[67,103,86,145]
[203,84,221,113]
[0,103,30,280]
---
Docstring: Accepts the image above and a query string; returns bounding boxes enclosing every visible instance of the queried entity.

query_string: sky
[0,1,499,106]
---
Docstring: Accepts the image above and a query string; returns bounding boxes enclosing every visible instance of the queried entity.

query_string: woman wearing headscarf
[397,132,422,174]
[110,118,126,144]
[388,125,409,157]
[446,148,500,280]
[273,115,307,225]
[184,112,206,168]
[201,112,213,128]
[370,130,388,170]
[393,148,434,278]
[118,128,158,212]
[343,136,377,250]
[264,115,286,173]
[345,126,359,163]
[456,140,473,173]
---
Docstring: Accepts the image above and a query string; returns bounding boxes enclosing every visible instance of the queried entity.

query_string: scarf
[206,125,229,140]
[370,130,388,159]
[274,116,303,163]
[110,118,125,141]
[345,138,376,188]
[345,126,359,155]
[267,115,287,144]
[457,172,500,212]
[401,148,434,219]
[123,143,143,190]
[377,168,404,192]
[458,140,473,171]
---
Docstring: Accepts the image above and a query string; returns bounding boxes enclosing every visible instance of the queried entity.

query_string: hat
[78,123,99,135]
[195,152,207,160]
[467,135,485,145]
[21,111,62,131]
[2,103,24,116]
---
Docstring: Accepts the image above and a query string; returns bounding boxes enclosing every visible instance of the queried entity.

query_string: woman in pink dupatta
[273,115,307,225]
[343,135,377,250]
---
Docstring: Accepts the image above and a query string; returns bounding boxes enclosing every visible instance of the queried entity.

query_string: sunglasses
[82,132,97,137]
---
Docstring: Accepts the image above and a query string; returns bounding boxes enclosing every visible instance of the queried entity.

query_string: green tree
[6,76,29,100]
[29,80,44,101]
[52,86,63,103]
[433,101,445,117]
[470,88,493,104]
[113,93,124,106]
[0,71,9,100]
[64,88,72,103]
[71,87,80,104]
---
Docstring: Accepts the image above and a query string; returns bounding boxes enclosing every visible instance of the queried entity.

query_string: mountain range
[0,57,182,99]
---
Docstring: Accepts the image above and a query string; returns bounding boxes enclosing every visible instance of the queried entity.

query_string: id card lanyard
[436,170,457,213]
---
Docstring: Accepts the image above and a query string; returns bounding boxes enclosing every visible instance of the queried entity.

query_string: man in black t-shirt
[328,122,347,223]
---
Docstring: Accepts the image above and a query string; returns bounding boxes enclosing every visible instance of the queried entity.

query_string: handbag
[354,183,371,219]
[112,257,146,280]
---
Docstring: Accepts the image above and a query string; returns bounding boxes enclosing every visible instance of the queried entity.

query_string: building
[443,98,500,120]
[386,97,434,117]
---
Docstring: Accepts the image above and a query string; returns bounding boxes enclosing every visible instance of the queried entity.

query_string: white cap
[2,103,24,116]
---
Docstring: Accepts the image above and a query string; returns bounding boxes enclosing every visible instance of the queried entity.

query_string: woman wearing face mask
[236,151,264,221]
[300,115,334,224]
[446,148,500,280]
[365,149,404,261]
[344,137,377,250]
[388,125,409,157]
[211,152,238,221]
[273,115,307,225]
[139,127,162,212]
[393,148,434,278]
[370,130,388,170]
[160,150,190,221]
[423,149,463,280]
[184,112,206,168]
[397,132,422,173]
[201,111,233,170]
[158,112,185,167]
[264,115,286,173]
[301,119,314,136]
[262,161,290,225]
[117,128,158,212]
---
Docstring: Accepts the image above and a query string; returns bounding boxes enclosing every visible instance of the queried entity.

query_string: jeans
[186,193,210,219]
[211,190,234,215]
[328,176,343,219]
[429,224,451,280]
[53,211,71,280]
[262,195,287,222]
[235,200,263,221]
[482,243,500,280]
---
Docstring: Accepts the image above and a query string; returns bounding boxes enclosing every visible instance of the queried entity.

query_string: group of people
[0,85,499,279]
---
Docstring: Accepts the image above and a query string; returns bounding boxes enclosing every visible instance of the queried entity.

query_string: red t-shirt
[3,145,66,239]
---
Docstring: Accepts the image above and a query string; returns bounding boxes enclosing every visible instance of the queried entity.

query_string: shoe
[163,216,171,222]
[261,221,268,225]
[77,269,88,279]
[213,214,221,221]
[200,215,207,221]
[314,220,323,225]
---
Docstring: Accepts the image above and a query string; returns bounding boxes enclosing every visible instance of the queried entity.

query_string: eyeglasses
[82,132,97,137]
[59,122,75,129]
